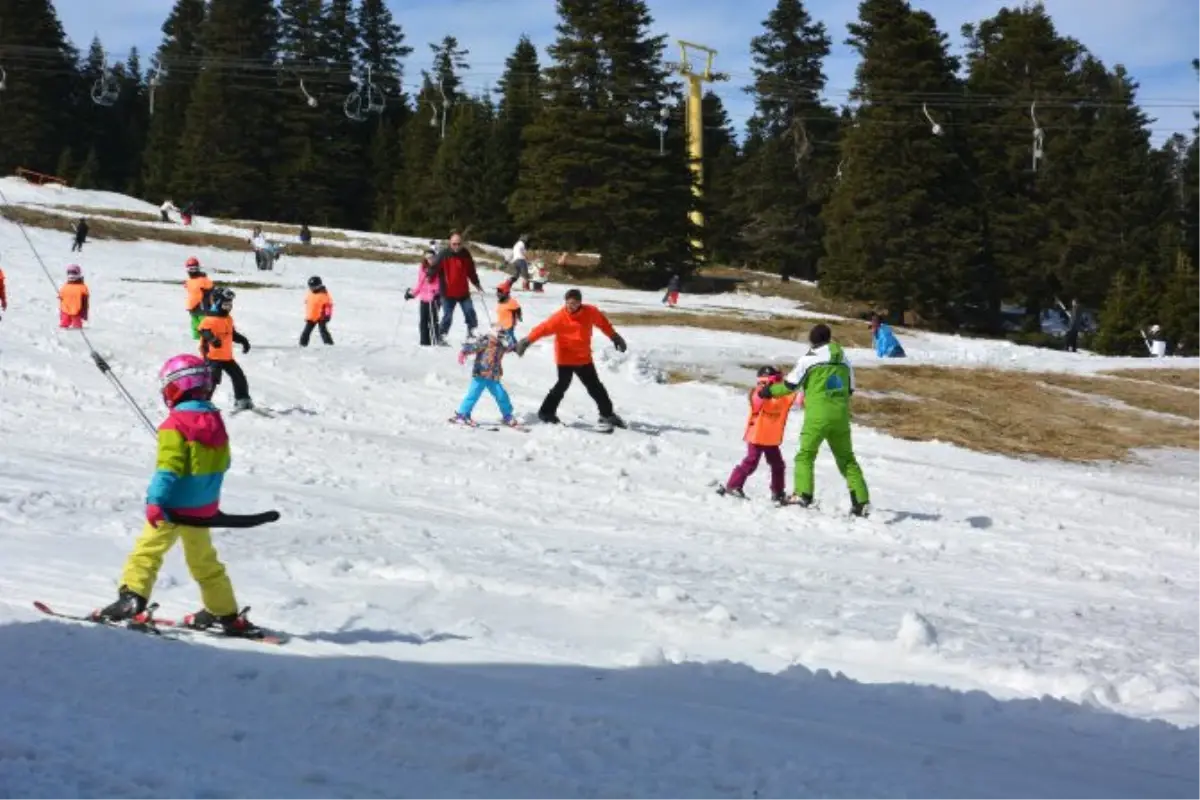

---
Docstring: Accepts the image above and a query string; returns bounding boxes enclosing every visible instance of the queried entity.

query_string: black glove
[242,340,251,354]
[210,337,222,348]
[515,337,531,357]
[404,289,414,301]
[757,383,774,399]
[611,332,627,353]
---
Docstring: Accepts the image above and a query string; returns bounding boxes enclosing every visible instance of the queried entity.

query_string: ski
[33,601,290,645]
[230,406,274,418]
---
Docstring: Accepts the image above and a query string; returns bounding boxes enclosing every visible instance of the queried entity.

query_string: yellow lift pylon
[670,40,728,260]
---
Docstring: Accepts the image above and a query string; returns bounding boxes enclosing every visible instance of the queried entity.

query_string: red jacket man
[431,231,482,339]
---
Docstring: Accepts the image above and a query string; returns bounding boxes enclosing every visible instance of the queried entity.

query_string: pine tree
[1094,266,1160,356]
[494,36,542,243]
[429,36,470,101]
[141,0,206,201]
[700,92,743,264]
[392,75,446,236]
[0,0,79,176]
[119,49,149,196]
[428,97,507,241]
[820,0,982,327]
[172,0,281,218]
[511,0,695,287]
[1158,251,1200,355]
[961,5,1093,330]
[736,0,838,280]
[356,0,413,228]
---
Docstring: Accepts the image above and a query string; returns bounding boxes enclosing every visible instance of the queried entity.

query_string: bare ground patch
[0,205,419,264]
[607,309,875,349]
[1039,373,1200,420]
[690,360,1196,463]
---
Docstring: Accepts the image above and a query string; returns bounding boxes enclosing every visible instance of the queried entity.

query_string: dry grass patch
[1100,367,1200,391]
[697,266,870,319]
[54,204,162,222]
[0,205,419,264]
[220,219,350,242]
[1038,373,1200,420]
[607,309,874,349]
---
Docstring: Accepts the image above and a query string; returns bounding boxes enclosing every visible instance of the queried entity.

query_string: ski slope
[0,183,1197,798]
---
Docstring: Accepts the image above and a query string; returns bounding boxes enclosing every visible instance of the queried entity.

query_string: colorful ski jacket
[462,334,515,380]
[146,399,231,518]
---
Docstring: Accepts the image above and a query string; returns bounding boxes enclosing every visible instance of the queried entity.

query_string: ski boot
[500,415,522,429]
[601,413,627,429]
[92,585,147,623]
[234,397,255,412]
[183,607,264,639]
[770,491,788,506]
[785,492,814,508]
[450,412,477,427]
[715,484,746,499]
[537,412,561,425]
[850,493,871,518]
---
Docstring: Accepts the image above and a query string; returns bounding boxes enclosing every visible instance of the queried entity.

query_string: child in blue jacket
[869,313,906,358]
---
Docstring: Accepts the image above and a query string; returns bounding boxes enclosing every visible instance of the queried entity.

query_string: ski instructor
[515,287,628,432]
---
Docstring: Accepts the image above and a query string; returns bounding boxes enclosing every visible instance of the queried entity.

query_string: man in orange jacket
[515,288,628,431]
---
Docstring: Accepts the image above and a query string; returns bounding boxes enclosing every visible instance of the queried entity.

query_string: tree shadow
[297,628,470,646]
[3,620,1194,798]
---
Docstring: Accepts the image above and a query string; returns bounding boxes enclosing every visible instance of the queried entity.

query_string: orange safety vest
[198,315,235,361]
[743,389,795,447]
[59,282,89,315]
[185,275,213,310]
[496,297,521,330]
[305,290,333,322]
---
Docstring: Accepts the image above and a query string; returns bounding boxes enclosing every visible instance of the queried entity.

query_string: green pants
[190,311,203,340]
[794,415,869,504]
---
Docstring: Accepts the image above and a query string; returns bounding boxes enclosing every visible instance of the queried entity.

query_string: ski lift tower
[668,40,727,260]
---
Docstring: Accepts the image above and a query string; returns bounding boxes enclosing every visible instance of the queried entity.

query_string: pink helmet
[159,354,213,407]
[66,264,82,280]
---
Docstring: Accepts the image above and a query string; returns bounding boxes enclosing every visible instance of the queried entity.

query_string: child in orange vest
[495,280,522,347]
[716,366,797,503]
[300,275,334,347]
[58,264,89,328]
[184,256,214,340]
[198,287,254,410]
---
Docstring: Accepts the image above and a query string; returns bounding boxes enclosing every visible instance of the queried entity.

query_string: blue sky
[54,0,1199,144]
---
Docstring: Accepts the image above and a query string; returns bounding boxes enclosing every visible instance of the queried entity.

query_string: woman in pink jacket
[404,250,443,346]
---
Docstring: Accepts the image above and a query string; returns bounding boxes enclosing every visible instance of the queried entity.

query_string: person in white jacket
[160,200,180,223]
[509,234,530,290]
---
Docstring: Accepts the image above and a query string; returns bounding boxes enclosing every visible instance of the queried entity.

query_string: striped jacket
[146,400,230,518]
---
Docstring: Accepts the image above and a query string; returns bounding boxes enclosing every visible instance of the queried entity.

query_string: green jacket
[768,341,855,421]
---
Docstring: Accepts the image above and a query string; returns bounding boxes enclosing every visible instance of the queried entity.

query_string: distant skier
[58,264,89,328]
[509,233,530,290]
[160,199,180,223]
[404,249,442,346]
[452,324,521,428]
[70,217,88,252]
[663,273,681,307]
[495,280,523,348]
[1055,298,1082,353]
[300,275,334,347]
[515,287,628,431]
[184,256,213,341]
[251,226,283,271]
[868,313,905,358]
[763,323,871,516]
[91,352,264,639]
[716,365,799,504]
[0,264,7,319]
[298,223,312,245]
[198,287,255,411]
[530,259,549,293]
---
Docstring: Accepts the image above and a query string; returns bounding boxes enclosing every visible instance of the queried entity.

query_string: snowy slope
[0,186,1197,798]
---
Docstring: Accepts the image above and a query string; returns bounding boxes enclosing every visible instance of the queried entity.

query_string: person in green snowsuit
[761,323,871,516]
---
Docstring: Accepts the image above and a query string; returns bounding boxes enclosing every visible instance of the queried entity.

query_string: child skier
[91,353,263,638]
[198,287,255,410]
[451,324,521,428]
[404,250,442,346]
[530,259,548,293]
[300,275,334,347]
[184,256,213,340]
[663,273,681,307]
[716,366,797,503]
[0,264,7,319]
[58,264,89,328]
[761,323,871,516]
[495,280,523,347]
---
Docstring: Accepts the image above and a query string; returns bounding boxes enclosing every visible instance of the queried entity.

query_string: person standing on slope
[0,265,7,320]
[300,275,334,347]
[92,353,263,639]
[515,288,628,431]
[58,264,89,328]
[198,287,255,411]
[716,365,798,504]
[761,323,870,516]
[509,233,531,290]
[405,249,443,346]
[184,257,214,340]
[452,324,521,428]
[495,280,523,348]
[431,231,482,340]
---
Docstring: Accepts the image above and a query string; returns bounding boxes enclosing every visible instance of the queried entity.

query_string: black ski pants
[418,300,441,345]
[209,359,250,401]
[539,363,613,419]
[300,320,333,346]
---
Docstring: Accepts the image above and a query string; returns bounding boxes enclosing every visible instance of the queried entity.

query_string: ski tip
[33,600,52,613]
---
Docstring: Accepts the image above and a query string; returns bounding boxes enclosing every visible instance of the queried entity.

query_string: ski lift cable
[0,183,157,437]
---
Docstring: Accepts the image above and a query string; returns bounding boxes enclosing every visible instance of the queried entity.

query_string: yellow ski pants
[119,522,238,616]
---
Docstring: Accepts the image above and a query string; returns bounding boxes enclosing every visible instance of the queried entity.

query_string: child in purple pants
[716,366,798,504]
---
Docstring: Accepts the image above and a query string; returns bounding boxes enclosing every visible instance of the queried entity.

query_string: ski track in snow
[0,180,1197,798]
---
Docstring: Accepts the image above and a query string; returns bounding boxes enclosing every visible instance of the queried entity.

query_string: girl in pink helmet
[92,354,264,639]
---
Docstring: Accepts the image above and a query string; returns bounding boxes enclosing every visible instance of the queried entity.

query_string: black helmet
[756,365,781,379]
[307,275,323,289]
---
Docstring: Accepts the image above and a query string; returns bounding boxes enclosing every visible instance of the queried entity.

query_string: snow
[0,183,1197,798]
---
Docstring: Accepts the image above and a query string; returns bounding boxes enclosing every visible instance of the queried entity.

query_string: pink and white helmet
[65,264,82,280]
[159,353,213,407]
